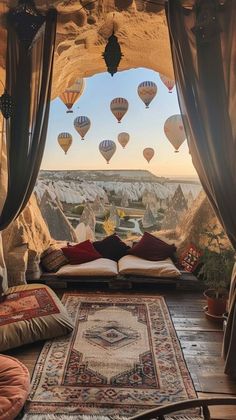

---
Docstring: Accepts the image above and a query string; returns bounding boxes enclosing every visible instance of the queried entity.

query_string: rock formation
[2,194,52,286]
[109,204,120,228]
[142,190,158,215]
[142,204,156,229]
[80,203,96,232]
[187,190,194,208]
[161,207,179,230]
[0,1,174,100]
[75,222,95,243]
[156,191,232,255]
[121,191,129,208]
[92,195,106,218]
[172,185,188,214]
[40,190,77,242]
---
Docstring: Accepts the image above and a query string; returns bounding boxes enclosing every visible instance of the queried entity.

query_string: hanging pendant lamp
[102,29,123,76]
[8,0,45,48]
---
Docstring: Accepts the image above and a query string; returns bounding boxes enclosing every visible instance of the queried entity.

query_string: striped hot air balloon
[143,147,155,163]
[99,140,116,164]
[110,98,128,123]
[59,79,85,113]
[164,114,186,152]
[57,132,73,154]
[74,116,91,140]
[159,74,175,93]
[137,81,157,108]
[118,132,130,148]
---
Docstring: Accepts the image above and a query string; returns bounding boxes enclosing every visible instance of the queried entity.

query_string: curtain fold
[165,0,236,376]
[166,0,236,247]
[0,8,57,230]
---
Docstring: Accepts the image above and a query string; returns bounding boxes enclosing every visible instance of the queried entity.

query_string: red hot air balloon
[110,97,128,123]
[159,73,175,93]
[59,79,85,113]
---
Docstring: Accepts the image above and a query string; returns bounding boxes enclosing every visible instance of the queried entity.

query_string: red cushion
[128,232,176,261]
[61,240,102,265]
[93,234,130,262]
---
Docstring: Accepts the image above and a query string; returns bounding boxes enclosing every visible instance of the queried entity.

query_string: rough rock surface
[0,0,173,98]
[2,194,52,286]
[142,204,156,228]
[156,191,232,255]
[40,190,77,242]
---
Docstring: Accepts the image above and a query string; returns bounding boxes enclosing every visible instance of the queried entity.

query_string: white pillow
[56,258,118,277]
[118,255,181,278]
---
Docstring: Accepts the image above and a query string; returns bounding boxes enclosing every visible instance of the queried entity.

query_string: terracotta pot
[204,289,227,316]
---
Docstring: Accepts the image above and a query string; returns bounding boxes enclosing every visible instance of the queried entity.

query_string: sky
[41,68,198,180]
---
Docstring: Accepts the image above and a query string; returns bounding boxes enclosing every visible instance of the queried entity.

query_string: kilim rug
[23,294,197,419]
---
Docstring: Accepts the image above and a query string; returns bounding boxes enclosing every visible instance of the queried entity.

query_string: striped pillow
[41,246,68,273]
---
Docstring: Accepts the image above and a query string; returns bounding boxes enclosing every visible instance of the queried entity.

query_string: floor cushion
[0,355,30,420]
[56,258,118,277]
[0,284,74,352]
[93,234,130,262]
[128,231,176,261]
[118,255,181,278]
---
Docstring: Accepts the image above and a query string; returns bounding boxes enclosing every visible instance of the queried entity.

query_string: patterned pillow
[41,245,68,272]
[0,284,74,352]
[179,243,202,272]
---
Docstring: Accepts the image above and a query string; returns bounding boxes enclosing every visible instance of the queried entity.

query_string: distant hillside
[39,169,200,185]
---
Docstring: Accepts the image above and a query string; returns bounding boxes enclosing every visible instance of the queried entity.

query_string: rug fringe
[22,415,128,420]
[22,415,202,420]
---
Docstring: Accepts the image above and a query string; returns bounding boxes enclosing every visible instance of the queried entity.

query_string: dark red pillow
[128,232,176,261]
[93,234,130,262]
[61,240,102,265]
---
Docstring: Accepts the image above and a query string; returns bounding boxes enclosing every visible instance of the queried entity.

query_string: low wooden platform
[5,284,236,420]
[31,270,198,290]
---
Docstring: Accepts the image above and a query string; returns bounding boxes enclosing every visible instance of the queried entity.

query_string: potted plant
[199,229,235,317]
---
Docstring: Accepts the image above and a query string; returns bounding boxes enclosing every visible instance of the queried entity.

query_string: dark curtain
[165,0,236,375]
[0,8,57,230]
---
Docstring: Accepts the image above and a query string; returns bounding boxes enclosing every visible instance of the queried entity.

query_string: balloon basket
[145,106,149,109]
[174,150,179,153]
[118,121,121,123]
[66,110,73,113]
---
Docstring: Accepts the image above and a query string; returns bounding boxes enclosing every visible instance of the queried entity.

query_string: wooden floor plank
[4,285,236,412]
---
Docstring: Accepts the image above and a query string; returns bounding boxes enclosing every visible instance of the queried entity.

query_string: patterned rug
[24,294,196,418]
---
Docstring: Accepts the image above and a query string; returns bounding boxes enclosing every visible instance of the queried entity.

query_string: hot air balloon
[118,132,130,148]
[143,147,154,163]
[164,114,186,152]
[110,98,128,123]
[137,81,157,108]
[59,79,85,113]
[159,74,175,93]
[99,140,116,164]
[57,132,73,154]
[74,116,91,140]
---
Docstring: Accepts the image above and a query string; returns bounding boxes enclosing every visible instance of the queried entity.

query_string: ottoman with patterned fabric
[0,355,30,420]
